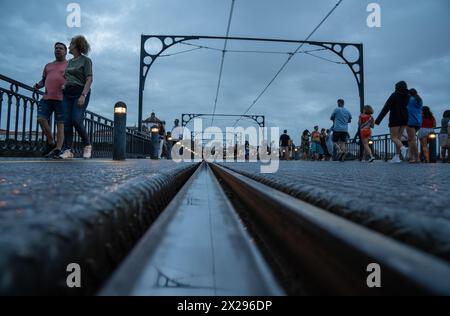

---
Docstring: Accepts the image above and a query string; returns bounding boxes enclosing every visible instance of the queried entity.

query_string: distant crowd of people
[279,81,450,163]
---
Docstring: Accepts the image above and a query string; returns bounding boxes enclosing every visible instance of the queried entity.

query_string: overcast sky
[1,0,449,141]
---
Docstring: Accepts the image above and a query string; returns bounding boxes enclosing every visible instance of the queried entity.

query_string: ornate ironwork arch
[181,113,265,128]
[138,35,364,131]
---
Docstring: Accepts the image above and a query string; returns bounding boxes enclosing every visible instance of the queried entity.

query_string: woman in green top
[60,35,94,159]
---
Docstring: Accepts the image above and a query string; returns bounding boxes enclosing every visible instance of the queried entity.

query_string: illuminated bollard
[150,125,159,160]
[113,102,127,161]
[369,139,375,160]
[166,135,173,160]
[429,133,437,163]
[294,147,300,160]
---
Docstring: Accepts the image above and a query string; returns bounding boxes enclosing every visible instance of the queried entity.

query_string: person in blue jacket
[406,88,423,163]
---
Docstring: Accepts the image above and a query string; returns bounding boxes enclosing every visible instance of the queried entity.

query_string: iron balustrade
[0,74,152,158]
[346,128,444,162]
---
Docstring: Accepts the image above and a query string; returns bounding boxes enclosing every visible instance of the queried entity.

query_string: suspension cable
[233,0,344,126]
[211,0,236,126]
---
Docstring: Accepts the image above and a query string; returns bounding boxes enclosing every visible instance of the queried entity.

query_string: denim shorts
[37,99,64,123]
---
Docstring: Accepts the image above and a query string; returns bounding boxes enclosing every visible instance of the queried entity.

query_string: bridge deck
[101,163,283,296]
[218,161,450,261]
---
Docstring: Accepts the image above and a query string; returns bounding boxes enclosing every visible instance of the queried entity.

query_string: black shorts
[332,132,348,142]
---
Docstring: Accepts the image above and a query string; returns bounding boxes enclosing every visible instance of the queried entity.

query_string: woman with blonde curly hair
[60,35,94,159]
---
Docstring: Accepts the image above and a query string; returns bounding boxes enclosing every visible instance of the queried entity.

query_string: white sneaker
[83,145,92,159]
[59,149,74,159]
[400,146,408,160]
[389,155,401,163]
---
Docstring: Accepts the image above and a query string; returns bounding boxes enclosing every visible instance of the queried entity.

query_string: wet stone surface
[0,158,198,295]
[219,161,450,261]
[0,158,193,220]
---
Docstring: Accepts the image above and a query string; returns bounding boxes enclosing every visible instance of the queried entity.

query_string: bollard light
[428,133,437,163]
[150,125,160,159]
[114,104,127,114]
[113,102,127,161]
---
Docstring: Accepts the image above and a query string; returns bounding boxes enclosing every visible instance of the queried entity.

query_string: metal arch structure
[138,35,364,131]
[181,113,265,128]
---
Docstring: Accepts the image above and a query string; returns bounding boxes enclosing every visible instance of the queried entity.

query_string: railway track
[101,161,450,296]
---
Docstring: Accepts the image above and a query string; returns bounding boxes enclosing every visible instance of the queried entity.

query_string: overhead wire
[211,0,236,126]
[233,0,344,126]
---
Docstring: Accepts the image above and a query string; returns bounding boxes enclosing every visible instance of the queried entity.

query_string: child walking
[359,105,375,162]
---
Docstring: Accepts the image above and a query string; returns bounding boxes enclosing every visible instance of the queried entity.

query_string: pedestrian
[417,106,436,163]
[59,35,93,159]
[279,130,290,160]
[406,88,423,163]
[375,81,410,163]
[326,129,334,159]
[446,118,450,160]
[300,130,310,160]
[245,140,250,161]
[158,121,166,159]
[311,126,321,161]
[320,128,331,160]
[33,42,68,158]
[358,105,375,162]
[400,129,409,161]
[439,110,450,162]
[330,99,352,161]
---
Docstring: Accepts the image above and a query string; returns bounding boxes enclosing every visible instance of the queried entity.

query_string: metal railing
[346,128,444,161]
[0,74,151,158]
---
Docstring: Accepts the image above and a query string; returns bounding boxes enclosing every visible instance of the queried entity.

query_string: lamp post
[150,125,159,159]
[429,133,437,163]
[113,102,127,161]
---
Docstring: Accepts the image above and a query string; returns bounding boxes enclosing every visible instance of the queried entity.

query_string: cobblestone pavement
[218,161,450,261]
[0,158,197,295]
[0,158,194,220]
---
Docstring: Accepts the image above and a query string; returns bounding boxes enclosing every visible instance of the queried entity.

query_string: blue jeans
[63,91,91,149]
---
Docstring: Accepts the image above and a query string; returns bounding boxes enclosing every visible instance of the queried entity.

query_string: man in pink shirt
[34,42,68,158]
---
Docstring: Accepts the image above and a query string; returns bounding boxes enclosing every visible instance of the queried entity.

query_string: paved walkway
[0,158,197,295]
[219,161,450,261]
[0,158,193,219]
